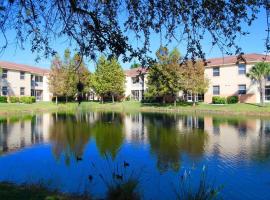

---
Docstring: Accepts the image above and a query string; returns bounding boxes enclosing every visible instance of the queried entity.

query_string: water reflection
[49,113,92,164]
[1,112,270,166]
[147,114,208,172]
[92,112,124,159]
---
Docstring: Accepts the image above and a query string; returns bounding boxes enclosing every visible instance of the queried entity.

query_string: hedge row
[212,96,239,104]
[0,96,36,104]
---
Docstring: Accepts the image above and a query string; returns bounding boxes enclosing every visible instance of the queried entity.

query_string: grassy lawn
[0,182,88,200]
[0,101,270,116]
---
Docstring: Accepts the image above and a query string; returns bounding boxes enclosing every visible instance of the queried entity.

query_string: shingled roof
[206,53,270,67]
[125,67,148,77]
[0,61,49,75]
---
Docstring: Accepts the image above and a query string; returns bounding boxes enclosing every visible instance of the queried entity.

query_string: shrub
[212,96,226,104]
[0,96,7,103]
[31,96,36,103]
[227,96,238,104]
[20,96,35,104]
[9,96,20,103]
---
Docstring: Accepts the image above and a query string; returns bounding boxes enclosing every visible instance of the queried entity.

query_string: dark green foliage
[0,96,7,103]
[0,182,88,200]
[0,1,269,63]
[227,96,238,104]
[20,96,35,104]
[9,96,19,103]
[212,96,227,104]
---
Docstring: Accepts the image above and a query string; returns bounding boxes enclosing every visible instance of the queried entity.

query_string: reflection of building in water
[177,115,204,131]
[124,113,148,144]
[203,116,267,158]
[0,114,51,154]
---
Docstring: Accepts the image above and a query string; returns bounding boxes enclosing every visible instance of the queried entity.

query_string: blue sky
[0,10,268,72]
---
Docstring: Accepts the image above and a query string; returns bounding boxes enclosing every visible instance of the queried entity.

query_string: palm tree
[247,62,270,105]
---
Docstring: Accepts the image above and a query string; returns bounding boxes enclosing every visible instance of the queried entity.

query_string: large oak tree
[0,0,269,64]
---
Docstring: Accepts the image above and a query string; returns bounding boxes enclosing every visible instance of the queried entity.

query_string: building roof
[0,61,49,75]
[206,53,270,67]
[125,67,148,77]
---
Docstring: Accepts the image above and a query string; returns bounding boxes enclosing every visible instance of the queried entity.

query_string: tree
[130,61,140,69]
[181,61,209,106]
[146,47,183,106]
[48,55,66,104]
[247,62,270,105]
[0,1,269,63]
[91,56,125,103]
[48,50,91,103]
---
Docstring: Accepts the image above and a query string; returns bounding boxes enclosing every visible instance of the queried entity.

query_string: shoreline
[0,101,270,118]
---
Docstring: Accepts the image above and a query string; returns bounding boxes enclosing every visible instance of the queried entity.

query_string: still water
[0,112,270,199]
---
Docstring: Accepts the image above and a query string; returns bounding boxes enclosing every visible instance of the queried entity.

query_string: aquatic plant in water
[89,155,141,200]
[175,166,223,200]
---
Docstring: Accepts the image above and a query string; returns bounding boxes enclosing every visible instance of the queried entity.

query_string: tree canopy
[48,48,91,102]
[146,47,183,105]
[91,56,125,103]
[0,1,269,63]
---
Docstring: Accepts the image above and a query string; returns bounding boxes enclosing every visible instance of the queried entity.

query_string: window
[238,64,246,75]
[238,84,246,95]
[2,87,7,96]
[35,76,43,82]
[20,87,25,96]
[213,85,220,95]
[132,77,139,84]
[213,67,220,76]
[266,85,270,101]
[2,69,7,79]
[20,71,25,80]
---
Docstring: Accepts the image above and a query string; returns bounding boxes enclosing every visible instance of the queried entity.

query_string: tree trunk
[55,96,58,105]
[162,96,166,104]
[65,96,68,103]
[101,96,104,104]
[192,94,196,107]
[112,94,115,103]
[259,80,265,106]
[174,94,177,107]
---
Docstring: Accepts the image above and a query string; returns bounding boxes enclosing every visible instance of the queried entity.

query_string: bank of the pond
[1,101,270,117]
[0,182,88,200]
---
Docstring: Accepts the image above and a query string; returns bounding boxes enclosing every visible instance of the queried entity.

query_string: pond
[0,111,270,199]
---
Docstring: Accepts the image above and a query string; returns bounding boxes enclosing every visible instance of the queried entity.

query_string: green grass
[1,101,270,116]
[0,182,88,200]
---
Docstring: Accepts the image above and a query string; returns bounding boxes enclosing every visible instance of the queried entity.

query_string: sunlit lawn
[0,101,270,116]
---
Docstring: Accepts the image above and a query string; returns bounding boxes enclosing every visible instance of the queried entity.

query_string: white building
[0,61,52,101]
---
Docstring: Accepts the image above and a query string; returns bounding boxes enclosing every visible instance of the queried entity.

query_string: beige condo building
[124,53,270,104]
[0,61,52,101]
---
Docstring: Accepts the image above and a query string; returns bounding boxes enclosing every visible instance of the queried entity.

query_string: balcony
[31,81,43,88]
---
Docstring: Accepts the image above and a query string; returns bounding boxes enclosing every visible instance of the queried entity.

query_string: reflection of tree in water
[49,113,92,165]
[250,120,270,162]
[92,112,124,159]
[145,113,208,172]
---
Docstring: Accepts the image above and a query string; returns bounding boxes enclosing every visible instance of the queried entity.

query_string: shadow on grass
[0,182,89,200]
[244,103,266,108]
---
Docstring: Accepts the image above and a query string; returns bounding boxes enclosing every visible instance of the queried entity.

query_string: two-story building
[0,61,51,101]
[204,53,270,103]
[124,53,270,104]
[125,67,147,101]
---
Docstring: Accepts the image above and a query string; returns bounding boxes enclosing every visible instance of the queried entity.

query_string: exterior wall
[42,75,52,101]
[1,69,32,96]
[0,68,52,101]
[204,63,260,103]
[125,74,147,101]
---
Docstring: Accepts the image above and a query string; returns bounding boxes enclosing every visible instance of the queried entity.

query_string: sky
[0,9,268,72]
